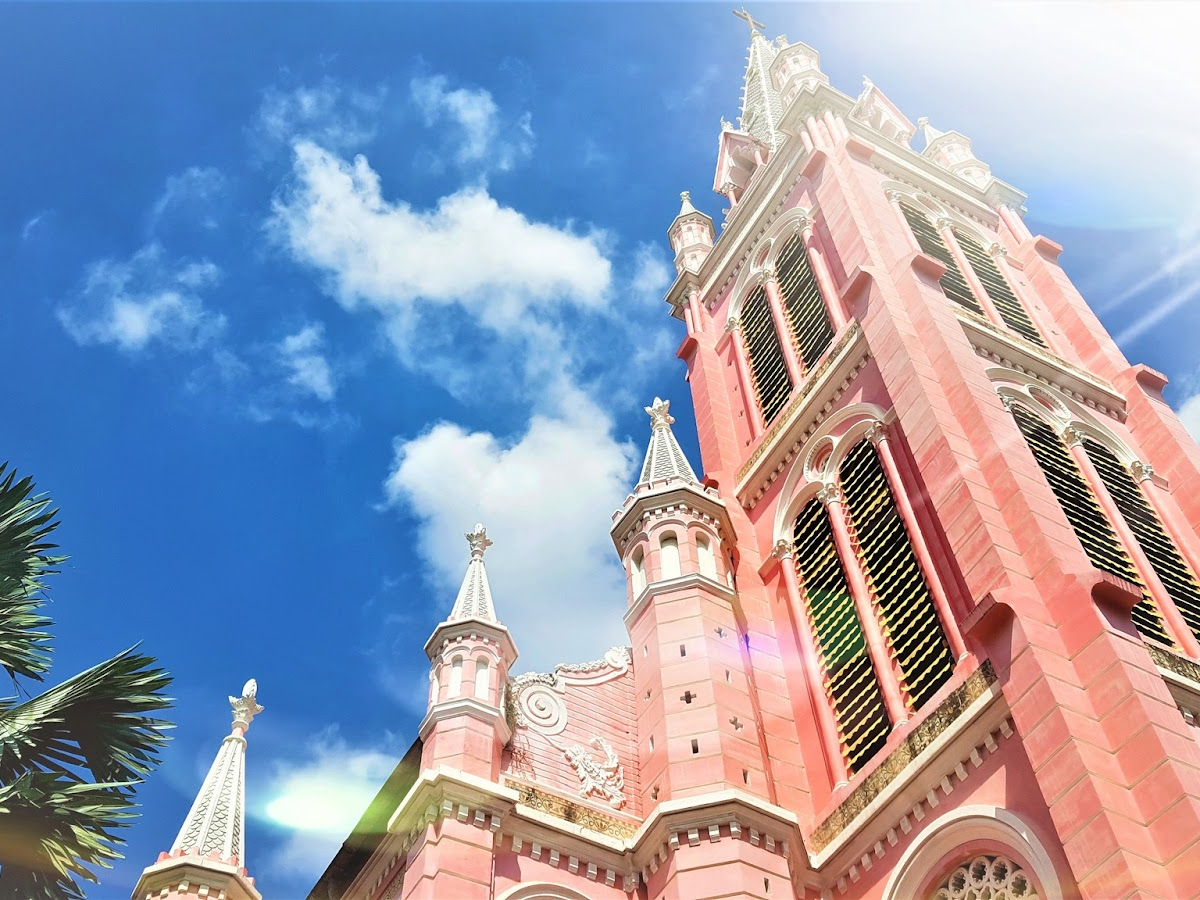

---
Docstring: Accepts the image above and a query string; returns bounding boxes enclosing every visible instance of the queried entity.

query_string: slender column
[936,216,1007,328]
[885,190,922,255]
[988,242,1060,352]
[1134,461,1200,622]
[867,424,969,661]
[721,181,738,209]
[998,205,1032,242]
[727,317,765,438]
[753,146,766,167]
[821,485,909,726]
[1065,429,1200,658]
[805,116,830,151]
[796,214,849,330]
[823,110,843,145]
[774,540,850,788]
[686,288,707,335]
[760,269,805,383]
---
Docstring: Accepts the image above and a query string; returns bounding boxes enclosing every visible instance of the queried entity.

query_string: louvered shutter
[898,202,983,315]
[741,285,793,423]
[1085,438,1200,645]
[777,235,835,370]
[793,498,891,773]
[955,230,1047,347]
[1011,406,1172,645]
[839,440,955,710]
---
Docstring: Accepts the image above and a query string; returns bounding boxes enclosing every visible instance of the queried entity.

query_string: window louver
[1011,406,1172,645]
[741,285,794,424]
[899,202,984,315]
[955,231,1047,347]
[793,498,891,773]
[777,235,835,370]
[839,440,955,710]
[1085,438,1200,645]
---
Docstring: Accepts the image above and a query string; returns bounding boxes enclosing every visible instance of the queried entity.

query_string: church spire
[734,8,785,150]
[448,523,497,622]
[639,397,698,484]
[131,682,263,900]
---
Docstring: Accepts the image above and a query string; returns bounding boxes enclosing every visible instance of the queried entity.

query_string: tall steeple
[734,8,785,150]
[448,523,497,621]
[131,682,264,900]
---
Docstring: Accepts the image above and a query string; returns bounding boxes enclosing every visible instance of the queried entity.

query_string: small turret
[918,116,992,188]
[420,523,517,780]
[668,191,716,275]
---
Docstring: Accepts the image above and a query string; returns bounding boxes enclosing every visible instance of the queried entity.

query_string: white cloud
[279,323,337,402]
[150,166,226,230]
[410,75,533,171]
[252,79,384,156]
[262,727,402,880]
[383,390,636,673]
[57,244,224,352]
[20,209,51,240]
[271,141,611,337]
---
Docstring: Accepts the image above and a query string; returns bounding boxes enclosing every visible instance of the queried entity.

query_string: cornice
[623,572,739,631]
[418,696,512,744]
[961,310,1128,422]
[610,479,731,554]
[735,321,870,506]
[424,616,518,666]
[132,854,261,900]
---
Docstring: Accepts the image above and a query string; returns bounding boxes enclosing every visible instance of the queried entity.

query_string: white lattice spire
[734,8,785,150]
[917,116,946,146]
[449,523,498,622]
[170,680,263,865]
[639,398,698,484]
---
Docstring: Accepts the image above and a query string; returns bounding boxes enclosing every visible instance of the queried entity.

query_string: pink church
[136,12,1200,900]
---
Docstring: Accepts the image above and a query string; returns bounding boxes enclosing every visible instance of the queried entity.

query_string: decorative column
[988,241,1059,350]
[866,423,969,660]
[998,204,1032,242]
[819,484,909,726]
[885,190,922,255]
[759,268,806,383]
[720,181,739,209]
[795,212,849,330]
[686,287,707,336]
[727,317,766,438]
[1133,461,1200,591]
[935,216,1007,328]
[773,540,850,788]
[1064,428,1200,658]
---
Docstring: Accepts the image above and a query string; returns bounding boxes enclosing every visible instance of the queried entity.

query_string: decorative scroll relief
[933,854,1038,900]
[511,647,632,733]
[565,737,626,809]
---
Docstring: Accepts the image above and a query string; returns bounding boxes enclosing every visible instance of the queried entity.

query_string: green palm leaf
[0,464,57,682]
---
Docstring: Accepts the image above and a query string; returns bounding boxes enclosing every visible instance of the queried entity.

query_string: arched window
[448,656,464,697]
[631,546,647,596]
[697,534,718,580]
[791,439,955,773]
[474,658,490,700]
[1008,404,1172,645]
[659,534,681,580]
[429,667,440,706]
[777,234,835,369]
[741,285,793,423]
[898,200,1046,347]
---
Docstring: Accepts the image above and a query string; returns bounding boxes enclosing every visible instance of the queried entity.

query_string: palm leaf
[0,463,58,682]
[0,770,139,900]
[0,648,173,787]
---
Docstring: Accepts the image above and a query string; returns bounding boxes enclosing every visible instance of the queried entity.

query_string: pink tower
[132,680,263,900]
[312,9,1200,899]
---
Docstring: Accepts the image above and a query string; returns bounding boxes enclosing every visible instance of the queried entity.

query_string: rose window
[932,854,1038,900]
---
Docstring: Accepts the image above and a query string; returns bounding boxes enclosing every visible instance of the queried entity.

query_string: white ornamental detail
[565,737,626,809]
[933,854,1038,900]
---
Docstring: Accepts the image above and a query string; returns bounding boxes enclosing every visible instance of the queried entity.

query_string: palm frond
[0,463,58,683]
[0,648,173,787]
[0,770,139,900]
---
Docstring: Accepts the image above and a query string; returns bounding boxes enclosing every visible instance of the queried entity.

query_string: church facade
[137,13,1200,900]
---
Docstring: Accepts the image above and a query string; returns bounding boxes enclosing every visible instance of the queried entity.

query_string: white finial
[645,397,675,429]
[230,678,263,731]
[466,523,492,559]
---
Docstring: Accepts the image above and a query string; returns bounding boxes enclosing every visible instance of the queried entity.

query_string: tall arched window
[741,285,793,423]
[474,658,490,700]
[793,497,891,772]
[659,534,681,580]
[776,234,835,369]
[448,656,464,697]
[898,201,1045,347]
[631,546,647,596]
[697,534,718,580]
[790,438,955,773]
[1008,404,1172,644]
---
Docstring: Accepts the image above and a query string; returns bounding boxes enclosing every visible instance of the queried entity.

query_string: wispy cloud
[279,323,337,402]
[57,244,225,353]
[410,75,533,172]
[251,78,386,158]
[20,209,52,241]
[150,166,227,232]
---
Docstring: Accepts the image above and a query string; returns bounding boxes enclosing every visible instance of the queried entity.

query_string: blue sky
[3,3,1200,897]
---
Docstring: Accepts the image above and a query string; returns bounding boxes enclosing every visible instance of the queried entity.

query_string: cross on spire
[733,7,765,34]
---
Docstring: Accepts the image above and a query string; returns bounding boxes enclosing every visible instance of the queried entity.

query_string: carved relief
[565,737,626,809]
